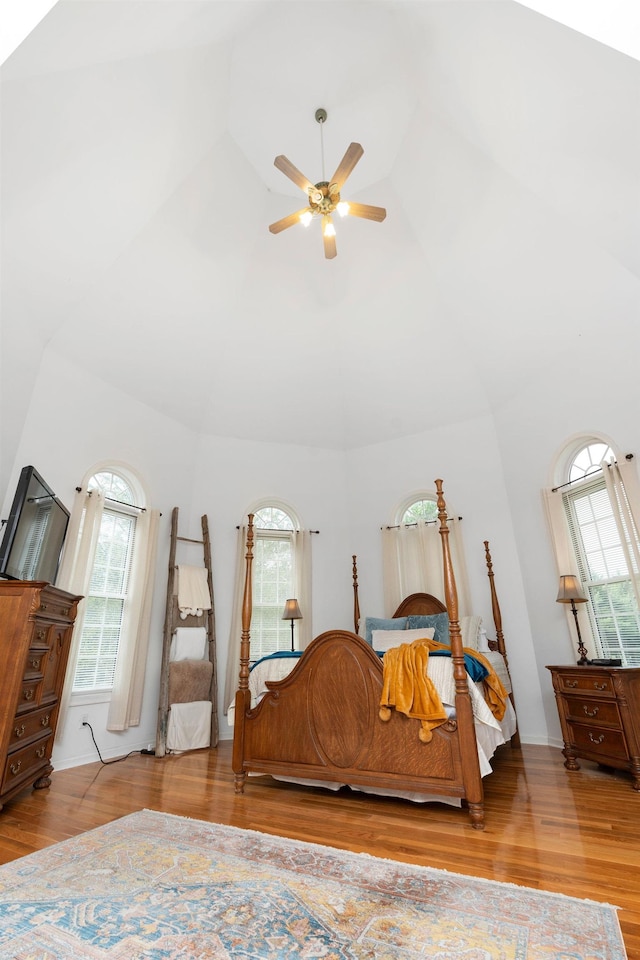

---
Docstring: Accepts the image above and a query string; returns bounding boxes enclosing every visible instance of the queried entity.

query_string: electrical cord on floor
[82,721,155,764]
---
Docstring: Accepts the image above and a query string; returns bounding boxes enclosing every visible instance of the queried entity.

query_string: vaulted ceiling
[2,1,639,452]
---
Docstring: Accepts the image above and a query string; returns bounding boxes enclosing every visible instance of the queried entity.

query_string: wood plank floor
[0,740,637,956]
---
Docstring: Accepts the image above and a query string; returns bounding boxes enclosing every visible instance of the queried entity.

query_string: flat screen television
[0,466,70,584]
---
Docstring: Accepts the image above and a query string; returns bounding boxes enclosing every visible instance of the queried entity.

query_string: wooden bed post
[232,514,254,792]
[436,479,484,829]
[484,540,520,749]
[352,555,360,635]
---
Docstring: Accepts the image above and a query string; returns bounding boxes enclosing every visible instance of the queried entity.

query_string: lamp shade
[282,599,302,621]
[556,575,587,604]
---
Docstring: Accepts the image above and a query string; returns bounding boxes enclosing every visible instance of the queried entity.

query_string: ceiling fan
[268,108,386,260]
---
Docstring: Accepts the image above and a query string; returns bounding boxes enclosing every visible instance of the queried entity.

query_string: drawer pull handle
[14,724,25,738]
[22,689,34,701]
[588,732,605,744]
[35,746,46,759]
[30,658,40,669]
[10,761,21,776]
[41,603,48,610]
[36,630,46,642]
[594,682,607,691]
[566,680,578,688]
[583,705,599,717]
[41,715,50,727]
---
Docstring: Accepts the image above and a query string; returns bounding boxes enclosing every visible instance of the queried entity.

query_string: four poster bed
[232,480,517,830]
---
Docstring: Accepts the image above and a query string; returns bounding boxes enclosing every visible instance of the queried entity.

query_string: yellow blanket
[379,638,509,742]
[425,638,509,722]
[379,640,448,742]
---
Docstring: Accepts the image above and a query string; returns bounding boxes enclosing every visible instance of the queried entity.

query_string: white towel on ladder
[177,565,211,619]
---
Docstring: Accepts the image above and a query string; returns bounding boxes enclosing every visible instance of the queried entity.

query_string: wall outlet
[80,713,89,729]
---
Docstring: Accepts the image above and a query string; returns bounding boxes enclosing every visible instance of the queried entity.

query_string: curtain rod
[236,526,319,533]
[76,486,146,512]
[382,516,462,530]
[551,455,634,493]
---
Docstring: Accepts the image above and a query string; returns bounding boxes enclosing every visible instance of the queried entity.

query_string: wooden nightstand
[547,664,640,792]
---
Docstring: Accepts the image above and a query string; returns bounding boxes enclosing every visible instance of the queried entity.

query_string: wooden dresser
[547,664,640,792]
[0,580,81,811]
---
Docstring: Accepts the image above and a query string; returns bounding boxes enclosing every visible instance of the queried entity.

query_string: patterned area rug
[0,809,626,959]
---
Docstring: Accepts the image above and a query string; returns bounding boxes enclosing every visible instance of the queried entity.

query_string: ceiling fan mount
[269,108,386,260]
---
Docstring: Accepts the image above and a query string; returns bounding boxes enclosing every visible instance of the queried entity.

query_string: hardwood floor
[0,740,637,955]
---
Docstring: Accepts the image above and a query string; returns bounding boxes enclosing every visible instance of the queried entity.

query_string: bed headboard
[392,593,447,617]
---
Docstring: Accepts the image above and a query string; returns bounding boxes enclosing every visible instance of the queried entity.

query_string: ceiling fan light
[323,219,336,238]
[299,210,313,227]
[336,201,350,217]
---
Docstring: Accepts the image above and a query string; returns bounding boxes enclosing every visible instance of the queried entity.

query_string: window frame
[70,466,145,701]
[250,501,301,660]
[551,438,640,666]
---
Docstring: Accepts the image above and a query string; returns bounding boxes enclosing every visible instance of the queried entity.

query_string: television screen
[0,466,70,584]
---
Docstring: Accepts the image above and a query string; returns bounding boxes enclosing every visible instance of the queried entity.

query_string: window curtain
[381,519,471,617]
[223,524,313,714]
[55,488,105,738]
[292,529,313,649]
[603,460,640,611]
[107,507,160,731]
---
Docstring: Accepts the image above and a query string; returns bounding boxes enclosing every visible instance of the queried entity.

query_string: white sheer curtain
[381,519,471,617]
[107,507,160,730]
[603,460,640,611]
[223,524,313,714]
[292,528,312,648]
[55,488,105,737]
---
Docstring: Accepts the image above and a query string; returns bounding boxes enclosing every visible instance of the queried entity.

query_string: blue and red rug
[0,808,626,958]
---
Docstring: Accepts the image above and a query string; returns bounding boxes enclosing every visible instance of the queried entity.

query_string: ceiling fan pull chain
[319,111,326,181]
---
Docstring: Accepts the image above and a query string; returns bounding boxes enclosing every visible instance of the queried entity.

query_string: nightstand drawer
[564,698,621,727]
[566,721,629,761]
[557,673,615,697]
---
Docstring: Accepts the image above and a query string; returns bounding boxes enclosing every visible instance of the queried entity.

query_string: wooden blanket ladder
[155,507,218,757]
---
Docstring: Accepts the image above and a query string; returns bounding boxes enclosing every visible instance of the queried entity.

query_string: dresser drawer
[15,678,43,713]
[1,733,52,792]
[564,698,621,728]
[23,649,46,679]
[8,706,55,750]
[557,672,614,697]
[566,721,629,762]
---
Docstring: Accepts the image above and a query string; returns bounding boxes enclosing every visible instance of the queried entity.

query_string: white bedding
[228,648,516,804]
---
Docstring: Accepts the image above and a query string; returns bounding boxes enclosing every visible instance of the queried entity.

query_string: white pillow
[371,626,435,652]
[170,627,208,661]
[460,615,482,650]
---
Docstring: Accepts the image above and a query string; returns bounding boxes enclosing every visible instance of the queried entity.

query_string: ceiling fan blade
[274,155,315,193]
[269,208,311,234]
[346,202,387,223]
[322,216,337,259]
[330,143,364,190]
[323,231,337,260]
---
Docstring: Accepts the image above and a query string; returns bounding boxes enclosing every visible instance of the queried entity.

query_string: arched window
[550,438,640,666]
[251,505,300,658]
[399,496,439,526]
[58,463,159,732]
[73,470,140,692]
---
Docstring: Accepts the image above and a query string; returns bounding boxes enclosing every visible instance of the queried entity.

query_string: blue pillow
[364,616,407,646]
[406,613,450,646]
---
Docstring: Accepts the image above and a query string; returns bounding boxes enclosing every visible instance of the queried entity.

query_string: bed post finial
[484,540,505,657]
[352,555,360,635]
[239,514,254,691]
